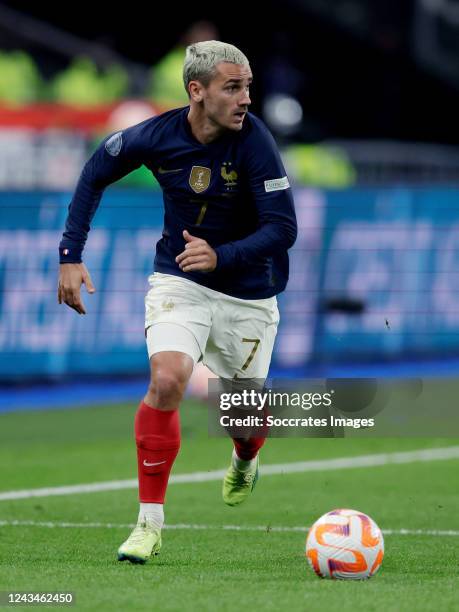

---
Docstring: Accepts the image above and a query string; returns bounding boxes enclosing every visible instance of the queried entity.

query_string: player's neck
[187,108,225,145]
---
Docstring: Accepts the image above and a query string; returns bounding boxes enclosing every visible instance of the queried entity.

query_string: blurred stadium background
[1,0,459,407]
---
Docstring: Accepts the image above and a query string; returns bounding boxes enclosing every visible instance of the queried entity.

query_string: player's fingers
[181,245,209,258]
[184,239,206,249]
[182,261,212,272]
[177,253,205,267]
[176,248,203,263]
[71,290,86,314]
[68,298,85,315]
[83,273,96,294]
[63,288,85,314]
[183,229,201,242]
[69,302,85,315]
[62,287,74,306]
[179,255,208,269]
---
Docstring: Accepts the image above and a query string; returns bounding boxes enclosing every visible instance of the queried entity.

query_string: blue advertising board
[1,186,459,380]
[316,187,459,362]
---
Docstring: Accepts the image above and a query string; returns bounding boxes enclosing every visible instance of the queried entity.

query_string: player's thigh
[145,273,212,362]
[204,297,279,379]
[145,324,200,407]
[146,322,201,366]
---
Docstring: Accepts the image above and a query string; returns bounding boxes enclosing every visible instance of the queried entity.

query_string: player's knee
[147,370,187,409]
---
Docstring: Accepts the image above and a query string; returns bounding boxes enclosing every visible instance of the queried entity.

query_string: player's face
[202,63,252,131]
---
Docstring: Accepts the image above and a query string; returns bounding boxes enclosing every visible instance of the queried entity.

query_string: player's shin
[134,400,181,523]
[117,401,179,563]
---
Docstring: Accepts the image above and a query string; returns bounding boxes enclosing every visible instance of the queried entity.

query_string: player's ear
[189,80,203,103]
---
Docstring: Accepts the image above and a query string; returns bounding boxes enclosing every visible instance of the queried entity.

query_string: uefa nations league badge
[105,132,123,156]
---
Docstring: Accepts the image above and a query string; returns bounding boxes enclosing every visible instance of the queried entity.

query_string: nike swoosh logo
[158,167,183,175]
[143,459,167,467]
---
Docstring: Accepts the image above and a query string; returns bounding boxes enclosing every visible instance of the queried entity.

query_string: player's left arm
[214,123,297,270]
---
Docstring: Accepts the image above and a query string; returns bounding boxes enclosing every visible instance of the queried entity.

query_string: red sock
[232,406,269,460]
[233,436,266,460]
[134,401,180,503]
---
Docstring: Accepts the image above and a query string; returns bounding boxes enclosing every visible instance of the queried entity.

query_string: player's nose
[239,90,251,106]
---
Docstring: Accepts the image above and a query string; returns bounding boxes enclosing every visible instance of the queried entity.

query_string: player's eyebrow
[224,77,253,85]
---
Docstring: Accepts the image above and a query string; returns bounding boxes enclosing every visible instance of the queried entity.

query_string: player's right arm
[58,123,152,314]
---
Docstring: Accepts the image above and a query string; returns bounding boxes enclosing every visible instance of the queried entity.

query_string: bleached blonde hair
[183,40,250,95]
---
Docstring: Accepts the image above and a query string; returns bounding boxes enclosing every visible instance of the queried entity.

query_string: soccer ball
[305,508,384,579]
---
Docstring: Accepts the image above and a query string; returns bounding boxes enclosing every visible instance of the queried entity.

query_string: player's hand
[175,230,217,273]
[58,262,96,315]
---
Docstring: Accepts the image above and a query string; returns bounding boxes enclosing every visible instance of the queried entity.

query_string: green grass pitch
[0,401,458,611]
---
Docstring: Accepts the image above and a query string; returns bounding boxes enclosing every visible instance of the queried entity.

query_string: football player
[58,40,297,563]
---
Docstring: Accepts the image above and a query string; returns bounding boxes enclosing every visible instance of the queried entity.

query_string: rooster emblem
[221,162,238,188]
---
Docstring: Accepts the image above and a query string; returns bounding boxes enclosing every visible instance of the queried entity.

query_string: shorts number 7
[241,338,260,371]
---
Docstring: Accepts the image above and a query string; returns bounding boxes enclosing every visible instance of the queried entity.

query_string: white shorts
[145,272,279,379]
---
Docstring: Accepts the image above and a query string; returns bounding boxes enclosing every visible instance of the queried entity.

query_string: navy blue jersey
[59,106,297,299]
